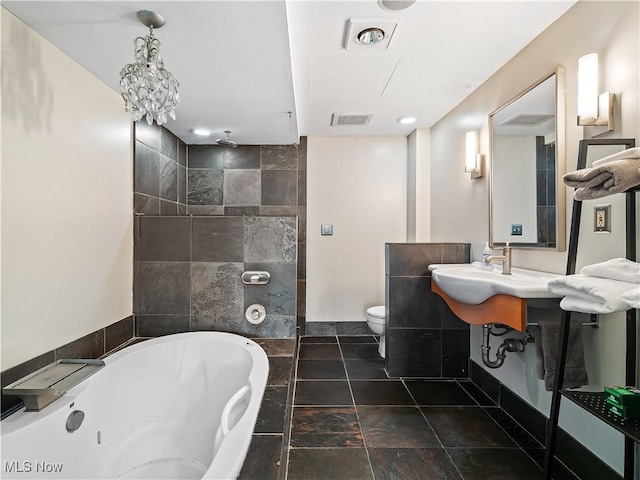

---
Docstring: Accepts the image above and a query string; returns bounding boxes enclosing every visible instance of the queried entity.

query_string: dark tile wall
[134,126,307,336]
[134,122,187,215]
[134,216,297,338]
[385,243,471,377]
[470,360,623,480]
[1,316,135,418]
[536,136,556,247]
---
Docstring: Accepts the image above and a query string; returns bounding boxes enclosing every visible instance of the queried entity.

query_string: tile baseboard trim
[469,360,622,480]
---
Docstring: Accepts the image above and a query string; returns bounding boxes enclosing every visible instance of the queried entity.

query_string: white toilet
[365,305,386,358]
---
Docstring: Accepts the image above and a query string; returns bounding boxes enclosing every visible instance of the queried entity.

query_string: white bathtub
[1,332,269,479]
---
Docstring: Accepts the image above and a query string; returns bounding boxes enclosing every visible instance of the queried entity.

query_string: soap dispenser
[481,242,492,271]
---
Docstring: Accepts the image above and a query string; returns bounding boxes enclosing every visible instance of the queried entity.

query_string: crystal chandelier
[119,10,180,126]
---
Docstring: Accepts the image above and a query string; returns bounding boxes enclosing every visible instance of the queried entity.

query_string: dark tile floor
[240,335,547,480]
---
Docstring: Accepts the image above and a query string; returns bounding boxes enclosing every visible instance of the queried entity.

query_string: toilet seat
[366,306,385,322]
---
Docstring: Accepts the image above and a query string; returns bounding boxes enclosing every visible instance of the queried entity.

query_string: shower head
[215,130,237,148]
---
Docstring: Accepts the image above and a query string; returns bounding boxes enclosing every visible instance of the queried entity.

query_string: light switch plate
[510,224,523,236]
[594,204,611,233]
[321,224,333,236]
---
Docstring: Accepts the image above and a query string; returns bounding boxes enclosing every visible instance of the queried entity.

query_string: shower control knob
[245,304,266,325]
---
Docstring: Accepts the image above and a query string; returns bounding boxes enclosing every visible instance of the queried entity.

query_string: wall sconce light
[465,131,484,179]
[577,53,614,131]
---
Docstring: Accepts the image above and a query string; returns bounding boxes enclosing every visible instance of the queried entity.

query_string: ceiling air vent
[331,113,374,126]
[501,114,555,126]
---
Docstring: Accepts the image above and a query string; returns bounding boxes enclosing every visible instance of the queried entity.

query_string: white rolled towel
[548,274,635,314]
[621,287,640,309]
[580,257,640,284]
[592,147,640,167]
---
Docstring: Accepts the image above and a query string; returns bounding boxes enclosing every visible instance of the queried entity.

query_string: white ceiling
[3,0,576,145]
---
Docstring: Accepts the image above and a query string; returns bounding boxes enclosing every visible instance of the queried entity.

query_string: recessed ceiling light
[193,129,211,136]
[397,116,416,125]
[357,28,385,45]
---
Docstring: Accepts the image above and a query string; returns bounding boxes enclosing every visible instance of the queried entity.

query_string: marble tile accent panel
[134,193,160,215]
[244,217,296,262]
[386,329,442,377]
[160,128,178,160]
[261,170,297,206]
[177,139,187,167]
[261,145,298,170]
[134,141,159,197]
[177,165,187,205]
[191,314,244,333]
[191,262,244,316]
[254,386,288,433]
[188,169,223,205]
[187,205,224,215]
[160,200,177,215]
[368,448,463,480]
[224,169,261,206]
[240,315,295,338]
[290,407,363,448]
[159,155,178,202]
[287,448,373,480]
[305,322,337,336]
[357,406,440,448]
[136,216,191,262]
[135,122,161,151]
[267,357,293,386]
[136,314,190,337]
[421,406,517,448]
[447,448,542,480]
[260,206,298,216]
[253,339,296,357]
[192,216,244,262]
[237,435,282,480]
[105,316,134,353]
[442,329,470,377]
[225,145,260,169]
[134,262,191,314]
[224,206,260,216]
[188,145,225,169]
[243,261,295,315]
[55,330,105,360]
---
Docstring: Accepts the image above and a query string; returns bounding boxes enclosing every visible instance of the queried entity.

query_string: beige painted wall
[307,136,407,322]
[430,1,639,473]
[1,9,133,369]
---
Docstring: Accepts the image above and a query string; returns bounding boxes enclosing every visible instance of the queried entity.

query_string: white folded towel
[580,258,640,284]
[621,287,640,309]
[548,274,635,314]
[592,147,640,167]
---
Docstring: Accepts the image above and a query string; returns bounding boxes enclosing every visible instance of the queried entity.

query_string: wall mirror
[489,67,566,250]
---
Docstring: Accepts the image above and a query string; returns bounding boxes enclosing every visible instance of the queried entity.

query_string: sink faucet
[484,245,512,275]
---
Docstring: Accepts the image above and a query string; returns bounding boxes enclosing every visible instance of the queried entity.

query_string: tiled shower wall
[385,243,471,377]
[133,124,307,337]
[536,136,556,247]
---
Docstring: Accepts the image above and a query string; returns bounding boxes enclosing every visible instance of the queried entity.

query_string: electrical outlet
[510,224,523,236]
[594,204,611,233]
